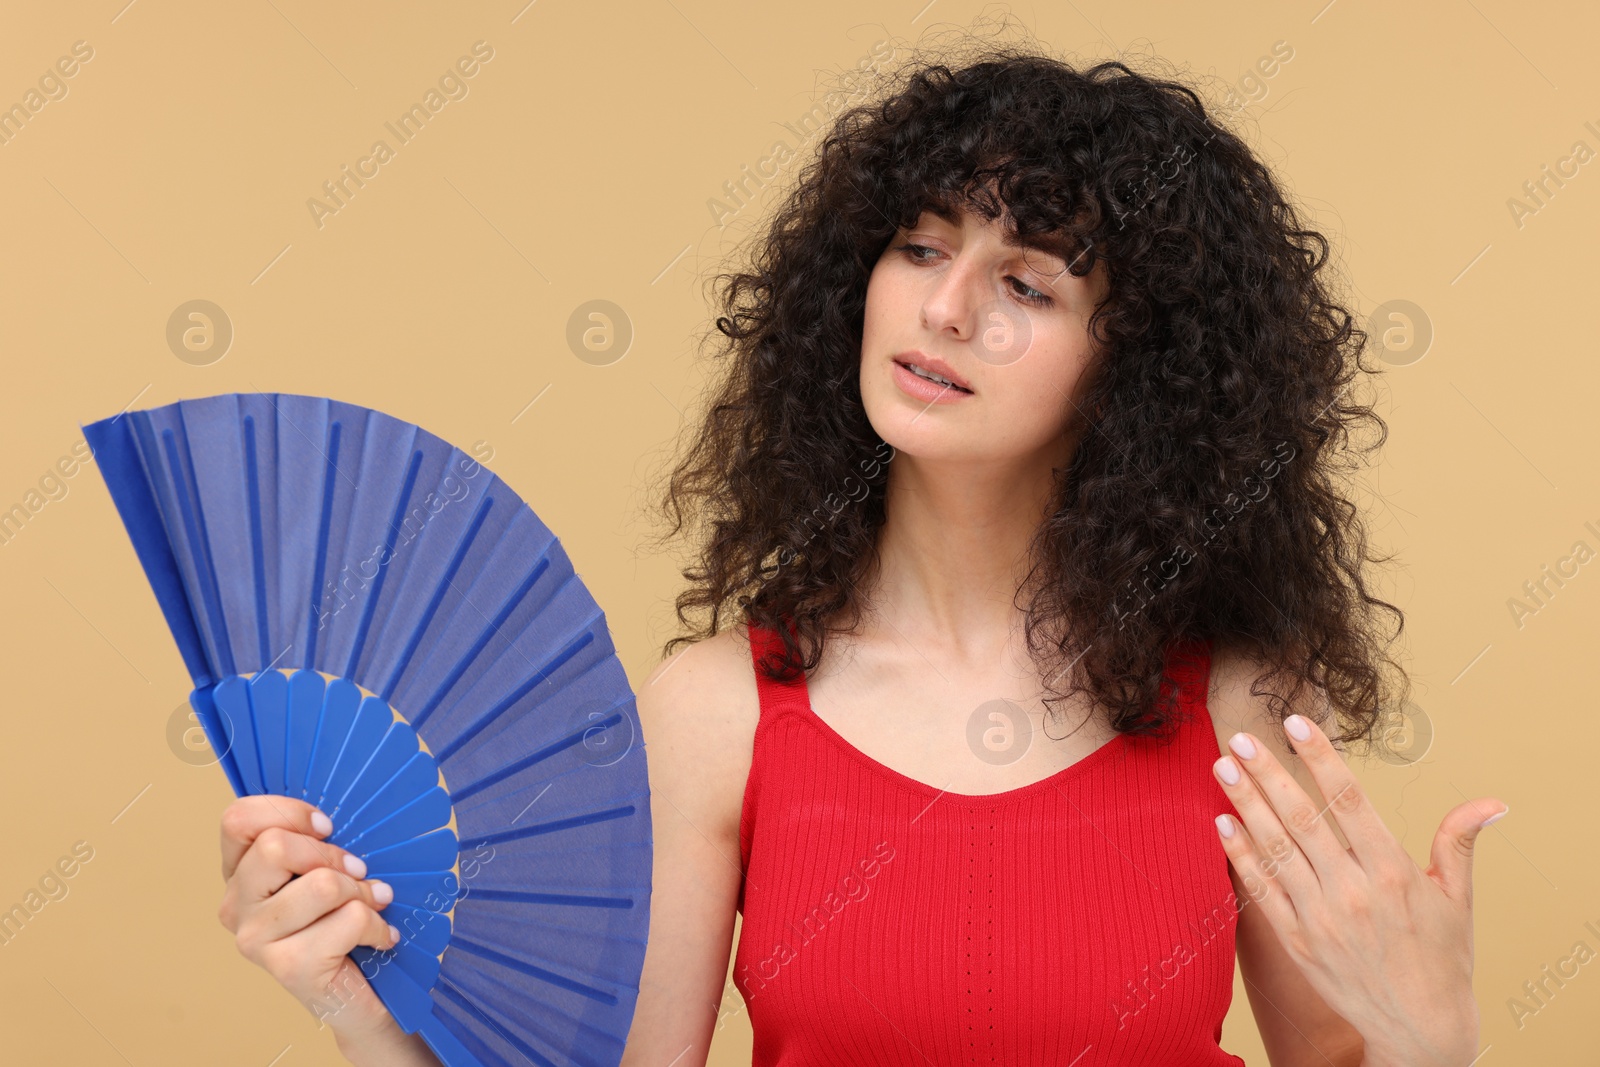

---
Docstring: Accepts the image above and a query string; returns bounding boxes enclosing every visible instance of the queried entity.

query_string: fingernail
[343,853,368,879]
[1285,715,1312,742]
[1228,733,1257,760]
[1215,756,1241,785]
[1481,806,1509,827]
[387,923,401,947]
[371,879,393,905]
[310,809,334,836]
[1215,814,1235,839]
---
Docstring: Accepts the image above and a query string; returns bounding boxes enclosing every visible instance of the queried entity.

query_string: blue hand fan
[82,392,652,1067]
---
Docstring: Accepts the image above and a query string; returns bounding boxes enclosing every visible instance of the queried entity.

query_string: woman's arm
[1232,865,1365,1066]
[620,632,759,1066]
[1210,646,1365,1067]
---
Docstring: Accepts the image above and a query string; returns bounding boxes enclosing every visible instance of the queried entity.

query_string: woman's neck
[862,448,1063,664]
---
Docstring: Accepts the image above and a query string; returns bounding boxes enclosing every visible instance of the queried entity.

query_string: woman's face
[860,203,1109,468]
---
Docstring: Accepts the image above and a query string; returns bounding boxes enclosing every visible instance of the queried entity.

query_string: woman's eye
[895,242,1054,308]
[895,242,940,263]
[1009,278,1053,307]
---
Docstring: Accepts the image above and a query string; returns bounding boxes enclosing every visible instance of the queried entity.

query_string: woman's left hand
[1211,712,1506,1067]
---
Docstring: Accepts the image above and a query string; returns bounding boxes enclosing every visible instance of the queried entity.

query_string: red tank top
[733,622,1247,1066]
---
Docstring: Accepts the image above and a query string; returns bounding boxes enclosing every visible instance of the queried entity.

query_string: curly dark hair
[643,27,1405,753]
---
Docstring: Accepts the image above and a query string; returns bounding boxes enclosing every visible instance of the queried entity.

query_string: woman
[622,43,1504,1066]
[215,41,1504,1067]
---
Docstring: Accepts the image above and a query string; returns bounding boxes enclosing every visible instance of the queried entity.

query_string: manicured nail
[1481,806,1509,828]
[343,853,368,879]
[1228,733,1257,760]
[1215,756,1241,785]
[371,879,394,905]
[387,923,401,947]
[310,809,334,836]
[1215,814,1236,839]
[1285,715,1312,742]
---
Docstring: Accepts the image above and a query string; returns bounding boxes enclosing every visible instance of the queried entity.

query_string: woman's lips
[892,360,974,404]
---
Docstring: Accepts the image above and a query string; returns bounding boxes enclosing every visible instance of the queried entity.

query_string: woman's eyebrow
[913,205,1077,275]
[1010,241,1072,280]
[1001,229,1071,258]
[982,219,1077,273]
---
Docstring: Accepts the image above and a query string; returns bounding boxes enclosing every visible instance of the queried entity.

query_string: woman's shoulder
[1204,635,1340,786]
[635,623,762,844]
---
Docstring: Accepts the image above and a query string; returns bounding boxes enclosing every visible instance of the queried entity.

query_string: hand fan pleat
[83,392,652,1067]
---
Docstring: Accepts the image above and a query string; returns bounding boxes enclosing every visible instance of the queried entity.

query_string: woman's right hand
[216,795,436,1063]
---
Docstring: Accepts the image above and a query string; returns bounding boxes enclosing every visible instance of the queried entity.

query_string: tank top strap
[1162,634,1243,823]
[1161,634,1217,733]
[737,619,806,911]
[746,619,810,725]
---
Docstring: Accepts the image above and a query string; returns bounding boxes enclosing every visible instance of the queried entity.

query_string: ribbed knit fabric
[733,622,1248,1066]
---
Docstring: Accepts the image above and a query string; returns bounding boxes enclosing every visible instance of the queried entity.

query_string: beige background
[1,0,1596,1063]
